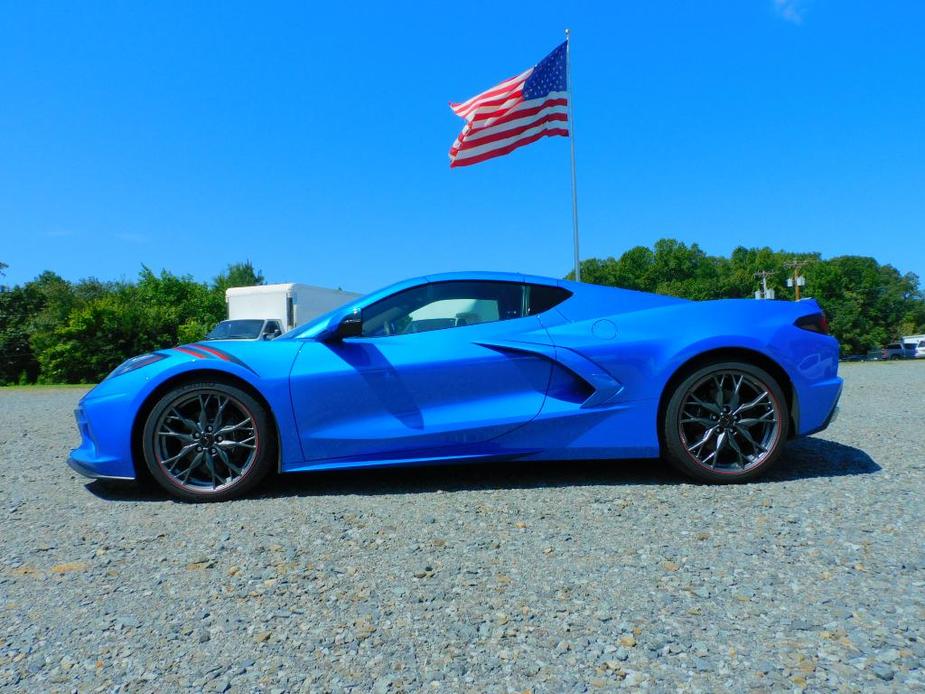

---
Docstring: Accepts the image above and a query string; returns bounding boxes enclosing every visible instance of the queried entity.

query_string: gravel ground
[1,362,924,692]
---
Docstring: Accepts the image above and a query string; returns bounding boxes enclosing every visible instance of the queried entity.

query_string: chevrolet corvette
[68,272,842,501]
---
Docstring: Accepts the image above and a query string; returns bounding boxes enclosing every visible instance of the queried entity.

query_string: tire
[662,361,790,483]
[141,381,275,501]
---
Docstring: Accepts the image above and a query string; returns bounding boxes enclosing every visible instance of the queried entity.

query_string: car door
[288,280,554,462]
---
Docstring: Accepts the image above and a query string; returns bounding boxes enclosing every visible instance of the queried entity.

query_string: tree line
[1,240,923,385]
[0,261,263,385]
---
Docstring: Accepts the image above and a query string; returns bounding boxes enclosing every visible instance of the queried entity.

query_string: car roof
[422,271,559,286]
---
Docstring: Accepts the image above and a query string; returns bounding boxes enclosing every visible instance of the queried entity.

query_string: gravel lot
[1,362,924,692]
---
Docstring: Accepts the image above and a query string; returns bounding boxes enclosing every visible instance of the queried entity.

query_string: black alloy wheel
[663,361,789,483]
[142,382,274,501]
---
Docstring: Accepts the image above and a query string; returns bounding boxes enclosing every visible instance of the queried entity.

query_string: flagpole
[565,28,581,282]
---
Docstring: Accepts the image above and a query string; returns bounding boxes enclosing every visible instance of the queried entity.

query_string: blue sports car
[69,272,842,501]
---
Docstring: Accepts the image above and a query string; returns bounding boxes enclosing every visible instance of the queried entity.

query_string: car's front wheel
[662,361,789,483]
[141,381,275,501]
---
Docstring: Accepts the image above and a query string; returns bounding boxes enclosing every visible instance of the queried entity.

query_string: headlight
[106,353,168,380]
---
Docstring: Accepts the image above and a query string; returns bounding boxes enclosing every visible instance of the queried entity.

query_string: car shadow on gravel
[84,437,879,502]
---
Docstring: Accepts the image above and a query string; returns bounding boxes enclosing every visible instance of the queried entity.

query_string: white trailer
[225,283,360,331]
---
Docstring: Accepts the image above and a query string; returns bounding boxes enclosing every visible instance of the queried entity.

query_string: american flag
[449,42,569,168]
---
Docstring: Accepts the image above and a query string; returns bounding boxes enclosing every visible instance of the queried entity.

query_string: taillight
[795,313,830,335]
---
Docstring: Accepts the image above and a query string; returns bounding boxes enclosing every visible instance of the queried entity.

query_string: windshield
[276,277,433,340]
[279,287,398,339]
[205,319,265,340]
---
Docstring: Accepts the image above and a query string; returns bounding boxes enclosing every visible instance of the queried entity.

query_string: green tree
[213,260,265,295]
[570,246,657,290]
[27,272,79,363]
[807,256,918,355]
[0,284,43,384]
[647,239,722,299]
[35,267,227,383]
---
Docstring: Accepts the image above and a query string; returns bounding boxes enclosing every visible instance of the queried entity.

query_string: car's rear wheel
[663,361,789,483]
[141,382,275,501]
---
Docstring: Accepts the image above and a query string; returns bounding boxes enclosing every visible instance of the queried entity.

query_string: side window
[362,281,525,337]
[526,284,572,315]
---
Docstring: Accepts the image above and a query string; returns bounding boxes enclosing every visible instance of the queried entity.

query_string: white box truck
[204,283,360,341]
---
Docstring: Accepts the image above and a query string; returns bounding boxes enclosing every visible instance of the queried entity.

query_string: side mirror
[329,311,363,341]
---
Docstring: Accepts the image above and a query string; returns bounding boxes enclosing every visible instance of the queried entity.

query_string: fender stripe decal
[171,344,257,375]
[175,345,210,359]
[193,343,232,361]
[192,343,258,375]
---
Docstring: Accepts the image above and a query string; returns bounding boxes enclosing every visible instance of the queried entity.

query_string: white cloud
[773,0,806,24]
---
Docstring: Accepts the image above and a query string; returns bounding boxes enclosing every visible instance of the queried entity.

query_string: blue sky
[2,1,923,293]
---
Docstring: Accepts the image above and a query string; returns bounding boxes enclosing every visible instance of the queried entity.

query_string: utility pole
[785,260,810,301]
[754,270,775,300]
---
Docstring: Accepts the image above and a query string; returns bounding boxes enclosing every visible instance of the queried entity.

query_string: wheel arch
[655,347,798,454]
[130,368,281,481]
